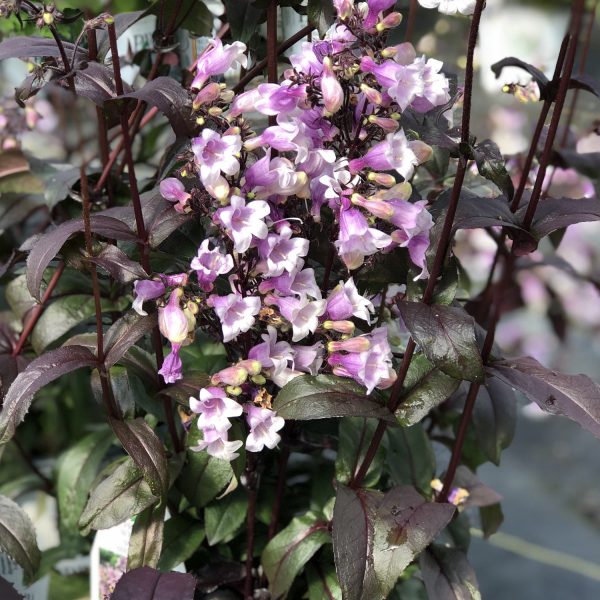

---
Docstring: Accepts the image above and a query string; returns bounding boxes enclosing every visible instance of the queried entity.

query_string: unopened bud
[368,172,397,187]
[323,320,355,334]
[360,83,382,105]
[237,359,262,376]
[321,57,344,115]
[226,385,243,396]
[42,11,54,25]
[193,82,221,109]
[376,12,403,32]
[208,106,223,116]
[351,193,394,219]
[211,365,249,386]
[368,115,399,133]
[251,374,267,385]
[327,337,371,353]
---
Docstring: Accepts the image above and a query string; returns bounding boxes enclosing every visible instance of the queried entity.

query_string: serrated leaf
[0,346,97,445]
[399,303,484,382]
[488,356,600,438]
[78,457,158,534]
[396,354,461,426]
[57,428,114,535]
[204,488,247,546]
[262,512,330,599]
[128,503,166,570]
[0,495,41,584]
[385,424,435,494]
[25,216,137,300]
[273,375,396,421]
[111,567,197,600]
[110,418,169,497]
[104,311,158,370]
[157,515,205,571]
[420,545,481,600]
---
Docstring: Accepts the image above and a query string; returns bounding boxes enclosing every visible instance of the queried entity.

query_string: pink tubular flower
[327,327,396,394]
[192,426,243,461]
[160,178,191,213]
[190,387,243,432]
[248,326,296,386]
[292,342,324,375]
[232,83,306,117]
[363,0,397,28]
[245,404,285,452]
[326,278,374,322]
[158,343,183,384]
[257,226,309,277]
[258,262,322,300]
[266,295,327,342]
[348,130,430,181]
[209,293,261,342]
[158,290,189,344]
[215,195,271,253]
[244,154,308,199]
[411,57,450,112]
[335,208,392,270]
[132,279,165,316]
[192,129,242,189]
[192,38,248,90]
[190,240,234,292]
[321,57,344,115]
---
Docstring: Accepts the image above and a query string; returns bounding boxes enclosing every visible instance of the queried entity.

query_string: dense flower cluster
[132,0,452,461]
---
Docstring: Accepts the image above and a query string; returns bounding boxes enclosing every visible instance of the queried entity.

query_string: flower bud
[321,57,344,115]
[376,12,402,32]
[351,193,394,219]
[368,172,397,187]
[208,106,223,116]
[237,359,262,376]
[323,320,355,334]
[42,11,54,25]
[158,289,189,344]
[327,337,371,353]
[211,365,249,386]
[360,83,382,105]
[251,374,267,385]
[161,273,189,287]
[367,115,399,133]
[193,82,221,109]
[333,0,354,19]
[226,385,243,396]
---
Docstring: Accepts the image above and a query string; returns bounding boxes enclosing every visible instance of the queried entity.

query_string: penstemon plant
[0,0,599,598]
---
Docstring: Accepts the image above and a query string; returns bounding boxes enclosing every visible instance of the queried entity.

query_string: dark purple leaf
[119,77,195,137]
[0,37,86,62]
[109,418,169,497]
[90,244,148,284]
[0,495,41,585]
[111,567,197,600]
[104,312,158,370]
[332,485,382,600]
[452,466,502,509]
[399,303,484,382]
[127,504,166,570]
[0,346,97,444]
[0,575,23,600]
[517,196,600,240]
[431,189,521,232]
[491,57,551,99]
[96,11,147,58]
[262,513,330,598]
[569,74,600,98]
[420,545,480,600]
[147,206,193,248]
[273,375,396,422]
[472,378,517,465]
[25,215,137,300]
[488,356,600,438]
[479,503,504,539]
[332,485,455,599]
[70,61,132,106]
[473,139,514,201]
[551,149,600,180]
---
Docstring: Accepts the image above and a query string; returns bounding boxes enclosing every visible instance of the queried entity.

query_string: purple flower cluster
[134,0,451,461]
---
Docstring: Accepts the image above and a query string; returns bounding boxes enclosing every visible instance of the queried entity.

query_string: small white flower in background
[418,0,477,16]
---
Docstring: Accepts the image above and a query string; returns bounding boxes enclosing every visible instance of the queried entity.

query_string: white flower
[418,0,476,16]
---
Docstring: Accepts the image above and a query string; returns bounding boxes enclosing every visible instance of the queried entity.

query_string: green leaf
[57,428,114,536]
[0,495,41,584]
[396,354,461,426]
[127,504,166,570]
[399,303,484,382]
[31,294,128,354]
[472,379,516,465]
[177,445,234,508]
[204,488,247,546]
[157,515,205,571]
[384,424,435,494]
[273,375,395,422]
[335,418,384,488]
[78,457,158,534]
[420,545,481,600]
[222,0,266,43]
[306,564,342,600]
[110,418,169,498]
[262,512,330,599]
